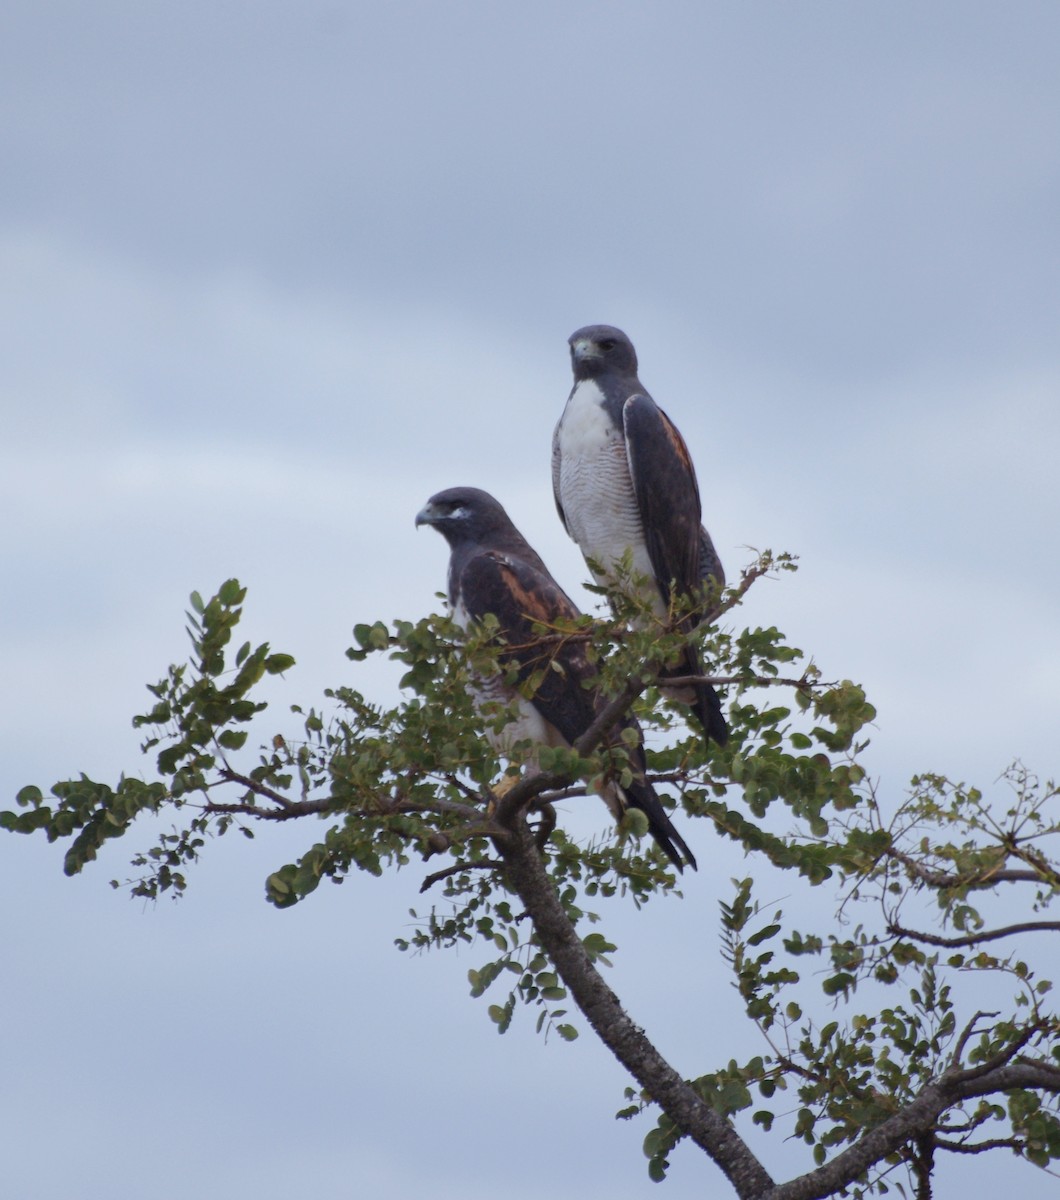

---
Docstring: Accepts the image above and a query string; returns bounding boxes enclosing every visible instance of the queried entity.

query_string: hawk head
[415,486,511,547]
[568,324,638,381]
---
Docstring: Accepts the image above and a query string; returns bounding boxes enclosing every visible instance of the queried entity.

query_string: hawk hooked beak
[570,337,601,363]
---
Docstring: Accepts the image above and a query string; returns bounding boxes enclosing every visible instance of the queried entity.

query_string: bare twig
[934,1136,1025,1154]
[420,858,504,892]
[950,1011,1000,1067]
[204,797,330,820]
[442,772,482,802]
[217,766,305,809]
[888,920,1060,949]
[662,673,826,690]
[399,795,491,822]
[942,1024,1045,1088]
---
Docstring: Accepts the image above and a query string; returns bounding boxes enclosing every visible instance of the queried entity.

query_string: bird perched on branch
[552,324,728,748]
[416,486,696,871]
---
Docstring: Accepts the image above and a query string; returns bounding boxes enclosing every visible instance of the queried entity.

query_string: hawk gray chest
[552,379,658,606]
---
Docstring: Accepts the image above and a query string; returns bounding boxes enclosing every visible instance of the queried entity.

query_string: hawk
[552,324,728,748]
[416,486,696,871]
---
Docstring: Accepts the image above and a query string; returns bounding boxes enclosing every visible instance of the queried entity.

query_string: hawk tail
[692,680,729,748]
[661,646,728,749]
[623,777,698,873]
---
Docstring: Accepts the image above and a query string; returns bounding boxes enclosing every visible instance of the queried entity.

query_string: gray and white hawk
[552,324,728,748]
[416,486,696,871]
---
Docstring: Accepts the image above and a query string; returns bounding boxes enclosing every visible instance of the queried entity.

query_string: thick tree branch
[766,1054,1060,1200]
[951,1057,1060,1099]
[491,768,571,826]
[496,818,775,1200]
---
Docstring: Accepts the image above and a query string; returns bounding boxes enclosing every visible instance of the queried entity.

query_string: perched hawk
[416,486,696,871]
[552,324,728,748]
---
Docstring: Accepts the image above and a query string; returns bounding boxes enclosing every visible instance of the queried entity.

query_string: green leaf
[218,579,245,606]
[822,974,855,998]
[622,807,650,838]
[747,922,782,947]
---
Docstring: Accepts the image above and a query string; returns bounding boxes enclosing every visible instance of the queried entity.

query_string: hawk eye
[599,339,616,352]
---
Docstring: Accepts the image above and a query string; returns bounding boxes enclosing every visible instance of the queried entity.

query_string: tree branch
[911,1131,934,1200]
[944,1020,1043,1086]
[766,1055,1060,1200]
[204,796,331,820]
[420,858,504,892]
[888,920,1060,948]
[950,1010,1000,1066]
[400,795,493,823]
[887,847,1059,890]
[490,561,777,828]
[496,818,775,1200]
[491,674,650,828]
[950,1057,1060,1099]
[934,1135,1026,1154]
[217,766,308,810]
[661,673,824,691]
[207,767,486,826]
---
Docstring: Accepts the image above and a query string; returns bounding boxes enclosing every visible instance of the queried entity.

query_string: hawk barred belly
[552,325,728,748]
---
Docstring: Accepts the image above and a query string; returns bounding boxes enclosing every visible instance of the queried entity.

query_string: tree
[5,561,1059,1199]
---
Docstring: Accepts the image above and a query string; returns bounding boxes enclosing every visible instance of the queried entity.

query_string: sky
[2,3,1059,1197]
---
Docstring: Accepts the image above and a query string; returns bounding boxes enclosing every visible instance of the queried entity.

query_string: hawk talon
[487,773,522,816]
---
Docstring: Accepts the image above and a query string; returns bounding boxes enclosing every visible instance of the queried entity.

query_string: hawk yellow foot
[487,773,522,816]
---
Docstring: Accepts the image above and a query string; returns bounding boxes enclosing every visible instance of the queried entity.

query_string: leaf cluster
[5,559,1060,1199]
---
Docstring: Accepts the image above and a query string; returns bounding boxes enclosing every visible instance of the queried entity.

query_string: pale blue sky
[3,4,1059,1197]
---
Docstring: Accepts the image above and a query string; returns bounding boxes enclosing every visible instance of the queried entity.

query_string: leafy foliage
[4,559,1059,1200]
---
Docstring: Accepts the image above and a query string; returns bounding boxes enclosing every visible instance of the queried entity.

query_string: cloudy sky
[3,4,1059,1198]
